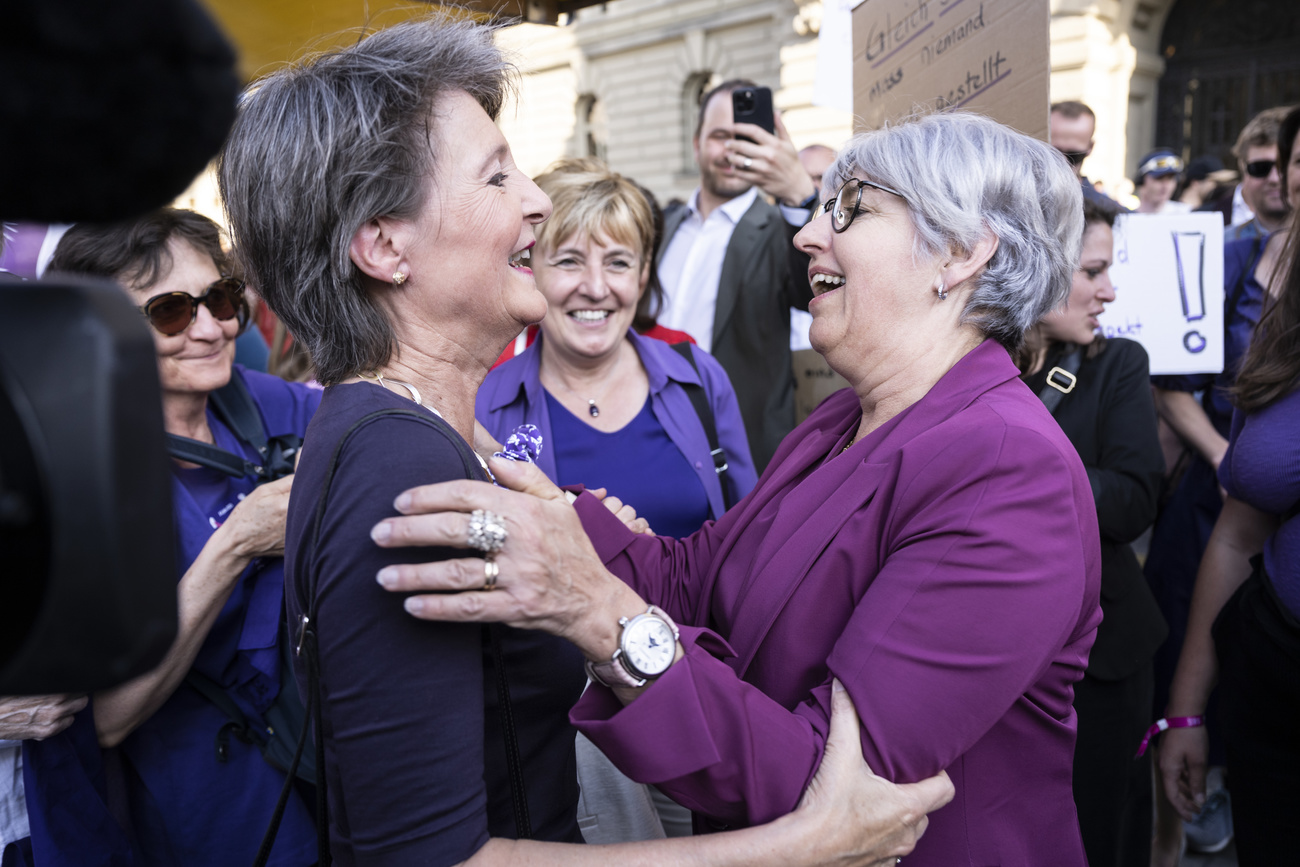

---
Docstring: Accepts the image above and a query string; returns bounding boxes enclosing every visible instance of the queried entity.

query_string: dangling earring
[392,271,407,286]
[936,281,948,301]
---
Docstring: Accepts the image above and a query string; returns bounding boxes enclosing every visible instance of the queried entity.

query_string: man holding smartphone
[656,79,819,472]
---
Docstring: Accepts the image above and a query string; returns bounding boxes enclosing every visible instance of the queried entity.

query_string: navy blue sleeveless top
[545,391,711,538]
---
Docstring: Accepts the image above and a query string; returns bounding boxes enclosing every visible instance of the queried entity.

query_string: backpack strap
[669,342,733,513]
[287,408,532,864]
[166,372,300,481]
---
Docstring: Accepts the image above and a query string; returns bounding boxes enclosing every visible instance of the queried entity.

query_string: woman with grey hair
[219,13,950,867]
[375,110,1102,866]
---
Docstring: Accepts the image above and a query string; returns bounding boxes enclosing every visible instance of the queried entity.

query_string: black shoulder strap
[1036,346,1084,416]
[210,373,268,452]
[669,342,733,513]
[284,408,531,863]
[167,433,264,478]
[167,372,300,482]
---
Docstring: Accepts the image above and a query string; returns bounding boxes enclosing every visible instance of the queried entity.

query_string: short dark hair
[695,78,758,138]
[1050,101,1096,122]
[47,208,232,291]
[1082,196,1118,231]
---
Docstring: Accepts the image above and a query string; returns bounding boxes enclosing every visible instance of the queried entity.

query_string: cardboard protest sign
[1098,213,1225,376]
[851,0,1049,140]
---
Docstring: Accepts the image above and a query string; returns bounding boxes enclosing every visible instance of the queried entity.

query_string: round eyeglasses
[139,277,247,336]
[821,177,908,233]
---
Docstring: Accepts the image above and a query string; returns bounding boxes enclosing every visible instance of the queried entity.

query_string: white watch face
[622,616,676,678]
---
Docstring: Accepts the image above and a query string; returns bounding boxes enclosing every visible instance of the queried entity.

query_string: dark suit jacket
[1024,337,1168,679]
[661,195,812,472]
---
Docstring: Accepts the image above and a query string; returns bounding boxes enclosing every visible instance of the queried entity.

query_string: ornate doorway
[1155,0,1300,165]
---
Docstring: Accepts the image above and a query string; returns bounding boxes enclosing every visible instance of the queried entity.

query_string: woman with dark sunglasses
[27,208,324,866]
[375,110,1102,866]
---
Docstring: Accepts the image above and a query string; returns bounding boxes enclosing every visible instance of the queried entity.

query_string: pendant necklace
[546,351,624,418]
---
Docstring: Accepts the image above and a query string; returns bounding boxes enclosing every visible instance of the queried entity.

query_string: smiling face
[535,231,647,363]
[793,180,939,380]
[124,237,239,401]
[386,90,552,353]
[1040,221,1115,346]
[694,91,751,202]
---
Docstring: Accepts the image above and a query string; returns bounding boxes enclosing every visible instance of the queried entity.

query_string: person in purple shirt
[218,13,950,867]
[478,158,756,538]
[1158,142,1300,867]
[376,112,1102,866]
[23,209,322,866]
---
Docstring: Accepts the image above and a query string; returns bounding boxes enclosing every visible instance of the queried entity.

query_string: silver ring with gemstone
[483,559,499,591]
[467,509,507,555]
[742,156,753,169]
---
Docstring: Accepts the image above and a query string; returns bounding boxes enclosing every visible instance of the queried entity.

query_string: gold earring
[392,271,407,285]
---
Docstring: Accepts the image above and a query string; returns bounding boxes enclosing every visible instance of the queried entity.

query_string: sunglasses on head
[1244,159,1276,179]
[140,277,247,336]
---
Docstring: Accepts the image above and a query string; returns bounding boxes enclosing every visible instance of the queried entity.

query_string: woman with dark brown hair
[1158,107,1300,865]
[1018,197,1166,867]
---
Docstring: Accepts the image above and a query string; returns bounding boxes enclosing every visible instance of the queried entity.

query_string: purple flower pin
[493,423,543,464]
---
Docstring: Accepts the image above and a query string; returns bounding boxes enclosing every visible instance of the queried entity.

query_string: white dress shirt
[659,188,813,354]
[0,743,29,849]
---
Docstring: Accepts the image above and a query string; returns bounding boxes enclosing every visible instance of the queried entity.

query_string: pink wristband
[1135,715,1205,758]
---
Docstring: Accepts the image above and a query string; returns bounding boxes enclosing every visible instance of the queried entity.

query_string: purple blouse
[569,340,1101,866]
[1219,389,1300,616]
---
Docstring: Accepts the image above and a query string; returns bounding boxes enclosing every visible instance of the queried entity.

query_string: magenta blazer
[570,339,1102,866]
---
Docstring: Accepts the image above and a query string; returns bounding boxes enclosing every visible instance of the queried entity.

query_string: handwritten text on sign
[852,0,1049,140]
[1098,213,1225,376]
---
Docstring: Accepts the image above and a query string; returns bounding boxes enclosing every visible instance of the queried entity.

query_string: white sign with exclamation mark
[1099,213,1225,376]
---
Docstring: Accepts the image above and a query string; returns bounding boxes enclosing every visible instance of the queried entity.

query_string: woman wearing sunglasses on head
[27,209,323,866]
[376,111,1103,866]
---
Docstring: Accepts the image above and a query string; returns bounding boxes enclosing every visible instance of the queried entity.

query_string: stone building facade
[494,0,1299,206]
[175,0,1297,221]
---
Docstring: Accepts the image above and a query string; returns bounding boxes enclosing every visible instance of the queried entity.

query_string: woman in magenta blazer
[372,112,1101,866]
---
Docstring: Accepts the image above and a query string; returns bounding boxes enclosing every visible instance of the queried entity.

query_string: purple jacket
[477,329,757,518]
[570,340,1102,866]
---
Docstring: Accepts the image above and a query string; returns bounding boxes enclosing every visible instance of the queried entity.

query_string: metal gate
[1156,0,1300,165]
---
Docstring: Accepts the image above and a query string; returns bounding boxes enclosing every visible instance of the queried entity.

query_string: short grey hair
[823,112,1083,351]
[218,13,512,385]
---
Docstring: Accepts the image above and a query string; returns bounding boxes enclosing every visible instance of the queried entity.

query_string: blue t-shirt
[24,366,323,867]
[285,382,585,866]
[1219,390,1300,617]
[545,391,711,539]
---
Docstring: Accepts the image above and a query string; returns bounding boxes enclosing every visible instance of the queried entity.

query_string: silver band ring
[742,156,753,169]
[483,559,499,591]
[467,509,507,555]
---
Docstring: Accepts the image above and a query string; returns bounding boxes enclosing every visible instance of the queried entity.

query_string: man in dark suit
[657,79,817,471]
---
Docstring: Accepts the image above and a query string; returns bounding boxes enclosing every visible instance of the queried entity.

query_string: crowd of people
[1,10,1298,867]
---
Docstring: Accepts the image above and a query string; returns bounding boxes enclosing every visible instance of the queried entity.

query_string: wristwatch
[584,606,680,689]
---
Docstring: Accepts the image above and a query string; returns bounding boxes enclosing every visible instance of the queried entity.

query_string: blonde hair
[533,158,654,261]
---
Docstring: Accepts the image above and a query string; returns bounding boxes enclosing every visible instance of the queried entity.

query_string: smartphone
[731,86,774,143]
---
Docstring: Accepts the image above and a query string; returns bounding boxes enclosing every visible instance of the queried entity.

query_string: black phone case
[732,87,774,142]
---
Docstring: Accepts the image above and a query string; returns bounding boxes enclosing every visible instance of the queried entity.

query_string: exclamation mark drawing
[1172,231,1207,353]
